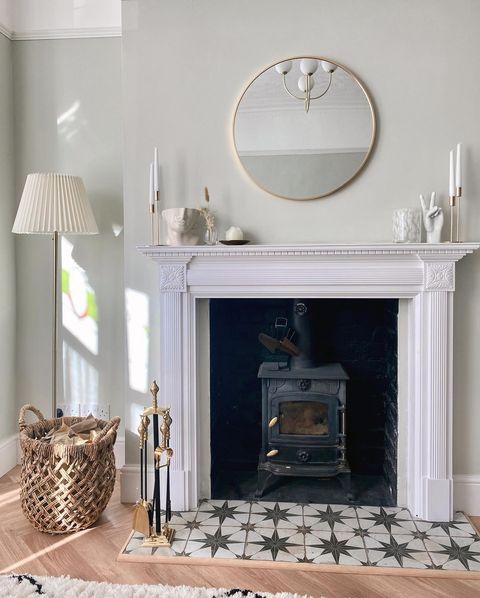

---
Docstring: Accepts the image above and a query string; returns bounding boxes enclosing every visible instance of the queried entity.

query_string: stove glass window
[279,401,329,436]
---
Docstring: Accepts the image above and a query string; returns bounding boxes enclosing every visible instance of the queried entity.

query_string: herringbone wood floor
[1,467,480,598]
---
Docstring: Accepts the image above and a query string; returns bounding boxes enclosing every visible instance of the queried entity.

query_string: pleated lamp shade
[12,173,98,234]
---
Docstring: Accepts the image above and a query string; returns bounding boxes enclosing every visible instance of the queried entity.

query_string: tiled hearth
[120,499,480,571]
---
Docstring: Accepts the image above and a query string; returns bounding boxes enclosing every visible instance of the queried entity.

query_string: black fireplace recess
[210,298,398,506]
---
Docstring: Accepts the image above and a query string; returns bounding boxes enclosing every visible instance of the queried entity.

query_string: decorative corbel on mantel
[159,264,187,293]
[133,242,479,521]
[424,262,455,291]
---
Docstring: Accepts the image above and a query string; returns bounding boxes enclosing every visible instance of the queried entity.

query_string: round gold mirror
[233,57,376,200]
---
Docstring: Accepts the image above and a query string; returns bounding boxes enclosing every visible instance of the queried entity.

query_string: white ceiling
[0,0,121,39]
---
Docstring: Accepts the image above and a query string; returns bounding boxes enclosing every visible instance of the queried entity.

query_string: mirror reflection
[233,57,375,200]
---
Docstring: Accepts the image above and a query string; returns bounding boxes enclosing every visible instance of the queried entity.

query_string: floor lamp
[12,173,99,418]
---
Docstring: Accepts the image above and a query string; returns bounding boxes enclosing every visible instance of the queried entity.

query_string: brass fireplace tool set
[132,380,174,547]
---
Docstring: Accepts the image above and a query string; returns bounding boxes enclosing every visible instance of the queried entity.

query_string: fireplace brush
[132,380,175,548]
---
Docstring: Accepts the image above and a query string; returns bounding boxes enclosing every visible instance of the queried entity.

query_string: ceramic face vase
[162,208,203,246]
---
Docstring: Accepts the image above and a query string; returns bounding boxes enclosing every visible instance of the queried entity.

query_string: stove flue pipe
[290,299,318,370]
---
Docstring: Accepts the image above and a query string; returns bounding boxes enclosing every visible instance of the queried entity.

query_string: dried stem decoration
[199,186,216,233]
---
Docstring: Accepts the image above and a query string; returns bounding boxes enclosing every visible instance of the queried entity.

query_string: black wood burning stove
[256,300,351,499]
[256,362,351,498]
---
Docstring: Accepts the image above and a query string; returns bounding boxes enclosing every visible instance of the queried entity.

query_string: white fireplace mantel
[136,242,479,521]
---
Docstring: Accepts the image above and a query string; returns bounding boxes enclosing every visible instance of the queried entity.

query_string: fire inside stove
[256,300,352,499]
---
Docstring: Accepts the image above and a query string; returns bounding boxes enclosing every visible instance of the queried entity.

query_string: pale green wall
[122,0,480,477]
[0,32,16,442]
[12,38,124,429]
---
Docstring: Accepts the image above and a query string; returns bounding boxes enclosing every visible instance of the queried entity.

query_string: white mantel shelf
[138,242,479,258]
[130,241,479,521]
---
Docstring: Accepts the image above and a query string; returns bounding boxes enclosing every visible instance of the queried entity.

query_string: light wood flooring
[1,467,480,598]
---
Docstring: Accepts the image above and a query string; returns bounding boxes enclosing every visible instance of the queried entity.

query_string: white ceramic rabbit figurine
[420,192,444,244]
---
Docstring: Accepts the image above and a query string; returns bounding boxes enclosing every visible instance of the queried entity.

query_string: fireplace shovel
[132,416,151,537]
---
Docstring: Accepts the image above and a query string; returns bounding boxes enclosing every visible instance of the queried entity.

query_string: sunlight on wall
[57,100,81,143]
[62,237,98,355]
[125,288,149,394]
[63,342,99,405]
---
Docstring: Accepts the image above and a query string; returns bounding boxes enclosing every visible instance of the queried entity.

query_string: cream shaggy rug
[0,574,309,598]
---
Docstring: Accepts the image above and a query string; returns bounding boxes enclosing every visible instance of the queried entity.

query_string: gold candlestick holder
[155,190,161,245]
[456,186,462,243]
[150,203,156,245]
[449,195,457,243]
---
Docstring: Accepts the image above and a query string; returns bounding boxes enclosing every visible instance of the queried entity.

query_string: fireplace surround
[129,242,479,522]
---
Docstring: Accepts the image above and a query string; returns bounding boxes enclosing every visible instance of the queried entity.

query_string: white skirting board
[453,475,480,515]
[120,465,480,515]
[0,435,18,478]
[120,464,185,506]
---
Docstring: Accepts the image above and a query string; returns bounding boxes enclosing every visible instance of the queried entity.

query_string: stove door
[269,393,339,445]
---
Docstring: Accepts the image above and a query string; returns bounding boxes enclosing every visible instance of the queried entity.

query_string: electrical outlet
[57,403,81,417]
[80,403,110,420]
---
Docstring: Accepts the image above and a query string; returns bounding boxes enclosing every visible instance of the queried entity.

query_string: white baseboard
[120,464,187,509]
[0,434,19,478]
[114,436,125,469]
[454,474,480,515]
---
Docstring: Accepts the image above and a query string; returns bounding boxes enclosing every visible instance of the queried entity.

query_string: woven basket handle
[19,404,46,431]
[93,416,121,443]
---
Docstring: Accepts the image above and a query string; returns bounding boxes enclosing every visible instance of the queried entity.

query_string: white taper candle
[455,142,462,189]
[449,150,455,197]
[153,147,159,192]
[149,162,155,206]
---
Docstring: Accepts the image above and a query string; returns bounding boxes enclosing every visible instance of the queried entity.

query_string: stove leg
[338,472,355,503]
[255,469,273,499]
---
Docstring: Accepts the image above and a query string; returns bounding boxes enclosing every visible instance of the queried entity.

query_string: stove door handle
[266,449,279,458]
[268,417,278,428]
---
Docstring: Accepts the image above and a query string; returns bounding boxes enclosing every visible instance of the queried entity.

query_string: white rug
[0,574,309,598]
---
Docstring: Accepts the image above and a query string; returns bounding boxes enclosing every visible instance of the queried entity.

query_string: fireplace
[209,297,398,505]
[128,242,479,522]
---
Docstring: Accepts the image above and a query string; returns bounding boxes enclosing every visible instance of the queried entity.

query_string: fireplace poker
[150,381,162,535]
[161,410,173,522]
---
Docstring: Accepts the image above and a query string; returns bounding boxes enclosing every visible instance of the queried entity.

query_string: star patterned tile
[304,530,368,565]
[424,537,480,571]
[250,501,303,529]
[304,504,358,532]
[364,533,432,569]
[119,499,480,572]
[244,528,305,561]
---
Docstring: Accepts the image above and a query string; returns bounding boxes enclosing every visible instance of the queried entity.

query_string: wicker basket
[19,404,121,534]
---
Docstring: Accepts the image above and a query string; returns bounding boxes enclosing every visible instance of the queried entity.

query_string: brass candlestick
[155,190,161,245]
[456,186,462,243]
[449,195,457,243]
[150,203,156,245]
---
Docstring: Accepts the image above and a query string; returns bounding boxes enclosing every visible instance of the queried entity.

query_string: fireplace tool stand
[132,380,174,547]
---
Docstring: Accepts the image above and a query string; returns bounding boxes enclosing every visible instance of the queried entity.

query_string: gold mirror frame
[233,56,376,201]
